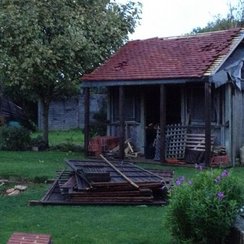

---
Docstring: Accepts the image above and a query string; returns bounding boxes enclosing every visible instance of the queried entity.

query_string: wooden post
[119,86,125,160]
[205,82,211,166]
[160,84,166,163]
[84,87,90,157]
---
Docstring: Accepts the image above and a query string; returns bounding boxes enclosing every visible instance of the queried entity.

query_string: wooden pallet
[186,133,215,151]
[185,133,215,164]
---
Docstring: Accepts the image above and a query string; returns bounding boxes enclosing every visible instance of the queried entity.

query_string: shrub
[31,135,47,151]
[33,176,48,183]
[89,122,107,137]
[166,169,243,244]
[0,126,31,151]
[50,142,83,152]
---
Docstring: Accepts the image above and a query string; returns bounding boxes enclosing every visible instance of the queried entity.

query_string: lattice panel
[166,124,187,159]
[154,124,187,160]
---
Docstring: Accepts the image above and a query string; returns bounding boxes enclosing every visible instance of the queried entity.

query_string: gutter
[81,77,207,88]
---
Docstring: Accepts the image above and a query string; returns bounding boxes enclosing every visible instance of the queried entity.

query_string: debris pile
[211,145,229,167]
[5,185,28,196]
[31,158,173,206]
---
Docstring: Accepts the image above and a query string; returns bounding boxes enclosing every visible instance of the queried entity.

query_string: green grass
[32,129,84,146]
[0,185,171,243]
[0,148,244,243]
[0,150,173,243]
[0,151,83,181]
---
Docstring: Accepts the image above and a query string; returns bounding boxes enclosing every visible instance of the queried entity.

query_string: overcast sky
[117,0,240,40]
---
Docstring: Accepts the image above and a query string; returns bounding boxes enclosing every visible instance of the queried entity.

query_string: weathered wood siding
[232,89,243,163]
[217,45,244,164]
[224,85,244,164]
[38,94,106,130]
[107,87,144,152]
[242,93,244,148]
[108,84,225,155]
[109,121,143,151]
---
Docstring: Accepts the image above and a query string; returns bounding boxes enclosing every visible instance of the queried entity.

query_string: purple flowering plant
[221,169,229,177]
[217,191,225,201]
[175,176,186,186]
[167,168,243,243]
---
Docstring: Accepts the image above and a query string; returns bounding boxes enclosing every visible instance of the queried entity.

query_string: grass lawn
[0,149,244,243]
[32,129,84,146]
[0,151,83,181]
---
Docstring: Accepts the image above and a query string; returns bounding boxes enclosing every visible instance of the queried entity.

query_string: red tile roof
[82,28,242,82]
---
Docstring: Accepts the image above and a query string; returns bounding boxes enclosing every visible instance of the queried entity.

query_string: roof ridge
[129,28,242,43]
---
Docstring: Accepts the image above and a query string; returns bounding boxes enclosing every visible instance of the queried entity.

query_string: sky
[117,0,240,40]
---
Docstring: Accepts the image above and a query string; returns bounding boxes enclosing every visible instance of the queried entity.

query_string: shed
[0,96,27,126]
[82,28,244,166]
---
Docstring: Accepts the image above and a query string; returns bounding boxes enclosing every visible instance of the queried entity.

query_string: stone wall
[38,93,106,130]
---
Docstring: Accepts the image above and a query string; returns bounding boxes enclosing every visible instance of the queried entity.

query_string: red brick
[7,232,52,244]
[210,155,229,166]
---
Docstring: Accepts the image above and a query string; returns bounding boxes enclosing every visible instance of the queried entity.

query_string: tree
[0,0,141,146]
[192,0,244,34]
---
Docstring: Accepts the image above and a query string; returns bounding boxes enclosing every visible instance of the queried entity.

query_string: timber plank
[33,159,173,206]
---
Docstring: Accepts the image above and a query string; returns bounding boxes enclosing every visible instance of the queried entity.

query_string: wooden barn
[82,28,244,166]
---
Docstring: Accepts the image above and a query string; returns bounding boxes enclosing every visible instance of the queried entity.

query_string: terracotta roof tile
[82,28,242,82]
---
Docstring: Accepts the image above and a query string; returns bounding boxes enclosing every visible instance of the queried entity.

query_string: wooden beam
[119,86,125,160]
[204,82,211,166]
[84,87,90,157]
[160,84,166,163]
[100,154,139,189]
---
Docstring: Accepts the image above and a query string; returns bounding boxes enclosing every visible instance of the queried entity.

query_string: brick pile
[7,232,52,244]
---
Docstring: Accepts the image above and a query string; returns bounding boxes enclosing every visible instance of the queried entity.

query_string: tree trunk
[41,100,50,148]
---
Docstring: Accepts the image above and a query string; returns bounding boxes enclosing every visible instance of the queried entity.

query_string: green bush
[31,135,47,151]
[50,142,83,152]
[166,169,243,244]
[0,126,31,151]
[89,122,107,137]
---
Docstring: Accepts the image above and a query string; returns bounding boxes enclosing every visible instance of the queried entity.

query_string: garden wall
[38,94,106,130]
